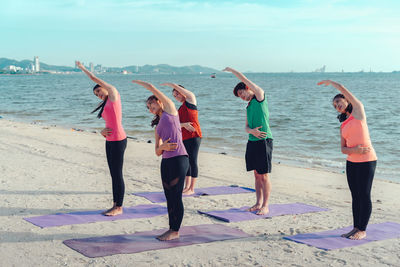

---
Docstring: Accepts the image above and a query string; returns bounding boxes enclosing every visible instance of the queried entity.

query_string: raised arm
[132,80,177,115]
[161,83,196,105]
[223,67,264,101]
[75,61,119,102]
[318,80,365,120]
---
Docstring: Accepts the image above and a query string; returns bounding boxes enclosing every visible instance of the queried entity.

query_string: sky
[1,0,400,72]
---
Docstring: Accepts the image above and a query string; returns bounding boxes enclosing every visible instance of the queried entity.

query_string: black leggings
[183,137,201,178]
[106,138,127,207]
[161,155,189,231]
[346,160,377,231]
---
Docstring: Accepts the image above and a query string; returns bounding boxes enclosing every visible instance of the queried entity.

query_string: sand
[1,119,399,266]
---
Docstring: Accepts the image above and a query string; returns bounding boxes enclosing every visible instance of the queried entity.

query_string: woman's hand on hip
[353,145,371,154]
[101,128,112,138]
[183,122,196,132]
[161,138,178,151]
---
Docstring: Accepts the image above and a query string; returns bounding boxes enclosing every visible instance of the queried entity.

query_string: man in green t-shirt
[223,67,273,215]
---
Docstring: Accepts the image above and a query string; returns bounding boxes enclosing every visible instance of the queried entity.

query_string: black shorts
[245,138,273,174]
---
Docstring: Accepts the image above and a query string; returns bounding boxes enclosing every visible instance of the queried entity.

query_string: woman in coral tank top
[76,61,127,217]
[318,80,377,240]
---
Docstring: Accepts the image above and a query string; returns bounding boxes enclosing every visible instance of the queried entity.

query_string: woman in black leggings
[132,80,189,241]
[76,61,127,216]
[319,80,377,240]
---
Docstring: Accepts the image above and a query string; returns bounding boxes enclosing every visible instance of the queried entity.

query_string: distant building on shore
[34,56,40,72]
[90,62,94,73]
[95,64,104,73]
[314,65,326,73]
[4,65,23,72]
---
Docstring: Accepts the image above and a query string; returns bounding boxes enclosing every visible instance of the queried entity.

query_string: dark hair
[333,94,353,122]
[172,84,185,93]
[233,82,246,97]
[93,84,101,91]
[146,95,160,127]
[91,84,107,119]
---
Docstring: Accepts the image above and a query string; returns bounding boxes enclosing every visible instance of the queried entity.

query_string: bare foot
[256,206,269,215]
[341,228,358,238]
[101,206,115,215]
[247,204,261,212]
[104,206,123,216]
[349,230,366,240]
[183,190,195,195]
[182,188,190,194]
[157,230,179,241]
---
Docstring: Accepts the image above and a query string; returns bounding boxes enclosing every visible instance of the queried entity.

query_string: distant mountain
[0,57,77,72]
[0,57,220,74]
[109,63,220,74]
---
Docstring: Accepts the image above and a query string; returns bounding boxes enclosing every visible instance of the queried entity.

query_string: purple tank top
[156,112,188,159]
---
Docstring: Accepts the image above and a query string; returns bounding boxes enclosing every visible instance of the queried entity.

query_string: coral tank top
[341,115,377,162]
[101,94,127,141]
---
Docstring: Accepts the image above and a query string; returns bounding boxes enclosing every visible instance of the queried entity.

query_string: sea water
[1,72,399,182]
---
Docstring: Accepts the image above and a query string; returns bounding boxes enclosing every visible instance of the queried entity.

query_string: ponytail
[146,95,161,127]
[151,115,160,127]
[91,96,108,118]
[91,84,108,119]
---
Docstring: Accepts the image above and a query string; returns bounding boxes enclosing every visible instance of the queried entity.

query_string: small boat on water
[211,73,216,78]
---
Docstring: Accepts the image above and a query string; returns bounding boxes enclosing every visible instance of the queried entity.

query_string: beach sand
[1,119,399,266]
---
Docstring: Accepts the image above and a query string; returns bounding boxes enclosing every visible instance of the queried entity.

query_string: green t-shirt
[246,95,273,141]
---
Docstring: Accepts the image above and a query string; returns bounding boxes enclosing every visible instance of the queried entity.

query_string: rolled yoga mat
[284,222,400,250]
[133,185,255,203]
[24,204,168,228]
[63,224,251,257]
[198,203,329,222]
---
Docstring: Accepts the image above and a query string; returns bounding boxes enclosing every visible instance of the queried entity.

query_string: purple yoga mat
[63,224,251,257]
[24,204,168,228]
[133,186,255,203]
[284,222,400,250]
[198,203,329,222]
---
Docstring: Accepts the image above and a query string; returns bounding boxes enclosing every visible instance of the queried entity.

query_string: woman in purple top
[132,80,189,241]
